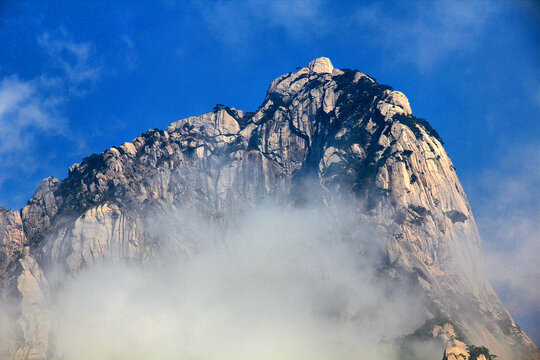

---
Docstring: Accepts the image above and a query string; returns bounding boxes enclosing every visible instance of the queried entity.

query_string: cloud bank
[50,204,428,360]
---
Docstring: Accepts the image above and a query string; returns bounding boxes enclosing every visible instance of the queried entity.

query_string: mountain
[0,57,538,359]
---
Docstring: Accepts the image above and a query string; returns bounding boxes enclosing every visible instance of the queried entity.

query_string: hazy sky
[0,0,539,346]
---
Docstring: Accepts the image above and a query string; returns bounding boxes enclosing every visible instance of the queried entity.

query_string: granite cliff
[0,58,538,359]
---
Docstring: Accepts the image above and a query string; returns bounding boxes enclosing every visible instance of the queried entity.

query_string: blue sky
[1,0,539,346]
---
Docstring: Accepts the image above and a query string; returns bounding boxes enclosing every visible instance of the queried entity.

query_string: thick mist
[465,145,540,345]
[49,203,430,360]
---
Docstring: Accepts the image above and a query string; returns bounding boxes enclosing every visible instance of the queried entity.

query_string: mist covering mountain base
[0,57,538,360]
[49,204,427,359]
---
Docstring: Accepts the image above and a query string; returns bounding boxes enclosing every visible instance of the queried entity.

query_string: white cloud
[122,35,138,70]
[353,1,501,70]
[0,30,102,207]
[50,204,427,359]
[465,144,540,334]
[0,76,65,154]
[38,29,101,86]
[194,0,327,48]
[192,0,505,70]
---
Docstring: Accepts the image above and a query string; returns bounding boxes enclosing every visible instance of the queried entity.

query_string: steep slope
[0,58,538,359]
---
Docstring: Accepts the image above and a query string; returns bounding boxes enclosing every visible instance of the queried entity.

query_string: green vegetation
[467,345,497,360]
[81,153,106,173]
[213,103,226,112]
[393,113,444,144]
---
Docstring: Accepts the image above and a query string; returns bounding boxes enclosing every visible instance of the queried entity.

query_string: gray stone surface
[0,58,538,359]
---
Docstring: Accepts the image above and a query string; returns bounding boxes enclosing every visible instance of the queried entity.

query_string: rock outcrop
[443,347,470,360]
[0,208,28,279]
[0,57,538,359]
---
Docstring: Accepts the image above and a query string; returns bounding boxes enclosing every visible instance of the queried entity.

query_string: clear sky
[1,0,539,347]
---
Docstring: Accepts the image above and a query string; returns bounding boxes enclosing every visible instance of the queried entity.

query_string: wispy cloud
[121,35,138,70]
[465,144,540,342]
[353,1,500,70]
[192,0,504,70]
[0,29,102,208]
[194,0,327,48]
[38,29,102,91]
[0,76,67,152]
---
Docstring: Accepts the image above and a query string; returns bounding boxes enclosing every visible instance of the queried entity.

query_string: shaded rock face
[0,57,538,359]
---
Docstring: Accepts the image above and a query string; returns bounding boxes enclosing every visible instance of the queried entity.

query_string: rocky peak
[266,57,340,97]
[0,207,27,279]
[0,59,539,360]
[168,109,241,138]
[307,56,334,74]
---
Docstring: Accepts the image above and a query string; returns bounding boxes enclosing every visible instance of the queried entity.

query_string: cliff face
[0,58,537,359]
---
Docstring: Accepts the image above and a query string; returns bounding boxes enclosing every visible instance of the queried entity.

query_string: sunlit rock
[443,346,470,360]
[0,57,538,360]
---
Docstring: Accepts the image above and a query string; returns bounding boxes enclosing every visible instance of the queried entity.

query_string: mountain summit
[0,58,538,359]
[306,56,334,73]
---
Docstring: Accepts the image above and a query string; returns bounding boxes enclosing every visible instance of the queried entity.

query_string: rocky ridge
[0,57,538,359]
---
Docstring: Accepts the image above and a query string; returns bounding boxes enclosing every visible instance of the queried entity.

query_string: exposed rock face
[443,347,470,360]
[0,208,28,278]
[0,57,538,359]
[12,253,50,360]
[434,324,469,350]
[21,177,59,244]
